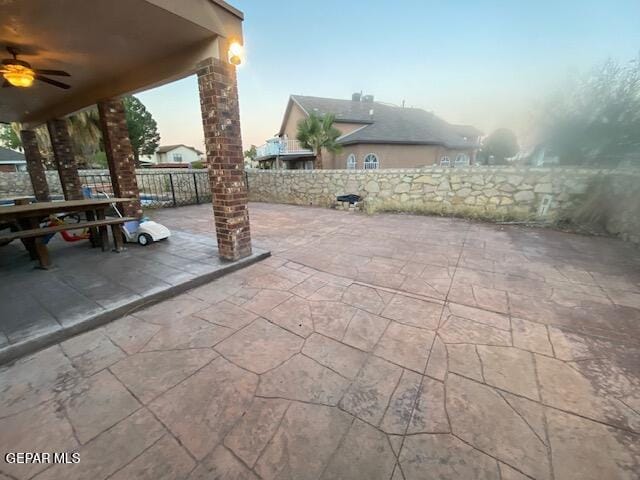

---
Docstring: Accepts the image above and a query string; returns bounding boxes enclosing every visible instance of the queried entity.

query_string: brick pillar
[197,55,252,260]
[19,129,50,201]
[97,98,142,218]
[47,118,83,200]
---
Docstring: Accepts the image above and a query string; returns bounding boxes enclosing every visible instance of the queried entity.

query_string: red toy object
[60,228,90,242]
[44,216,91,243]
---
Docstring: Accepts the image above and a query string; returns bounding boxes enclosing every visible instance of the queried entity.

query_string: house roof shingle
[289,95,481,149]
[156,144,203,155]
[451,124,483,138]
[0,146,25,163]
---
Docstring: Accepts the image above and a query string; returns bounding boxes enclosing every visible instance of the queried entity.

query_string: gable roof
[156,144,203,155]
[0,146,26,163]
[291,95,377,124]
[283,95,481,149]
[451,124,483,138]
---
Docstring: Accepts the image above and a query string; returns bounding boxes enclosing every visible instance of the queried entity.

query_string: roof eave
[278,96,308,137]
[338,138,479,148]
[333,119,374,125]
[338,139,446,147]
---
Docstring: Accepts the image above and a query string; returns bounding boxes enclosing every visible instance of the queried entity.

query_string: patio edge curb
[0,249,271,366]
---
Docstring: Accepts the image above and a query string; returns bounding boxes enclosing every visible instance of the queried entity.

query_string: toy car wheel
[138,233,152,246]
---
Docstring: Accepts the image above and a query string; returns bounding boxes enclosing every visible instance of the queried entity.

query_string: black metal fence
[79,170,213,208]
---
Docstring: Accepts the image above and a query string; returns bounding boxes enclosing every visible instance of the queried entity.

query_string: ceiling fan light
[3,64,35,87]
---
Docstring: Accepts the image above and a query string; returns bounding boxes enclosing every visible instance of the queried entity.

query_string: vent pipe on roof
[352,92,361,102]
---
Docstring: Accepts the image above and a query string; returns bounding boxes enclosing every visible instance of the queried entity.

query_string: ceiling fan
[1,47,71,89]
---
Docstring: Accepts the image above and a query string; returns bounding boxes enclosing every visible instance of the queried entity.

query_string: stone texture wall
[2,166,638,245]
[246,166,640,245]
[0,170,65,197]
[0,169,208,199]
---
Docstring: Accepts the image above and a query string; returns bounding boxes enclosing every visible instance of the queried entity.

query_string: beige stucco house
[255,94,482,170]
[140,144,204,167]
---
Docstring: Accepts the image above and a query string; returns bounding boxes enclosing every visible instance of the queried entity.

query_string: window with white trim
[346,154,356,170]
[440,155,450,167]
[454,153,469,167]
[172,153,183,163]
[363,153,379,170]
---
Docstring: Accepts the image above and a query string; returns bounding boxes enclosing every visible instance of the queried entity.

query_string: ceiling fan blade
[2,79,13,88]
[36,75,70,89]
[34,68,70,77]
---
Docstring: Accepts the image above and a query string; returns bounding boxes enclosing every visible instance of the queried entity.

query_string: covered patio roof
[1,0,243,127]
[2,0,253,262]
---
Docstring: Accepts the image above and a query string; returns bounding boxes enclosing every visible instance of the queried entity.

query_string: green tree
[296,112,342,169]
[0,123,21,150]
[2,97,160,168]
[122,96,160,166]
[537,55,640,166]
[1,112,103,168]
[481,128,519,165]
[0,122,56,167]
[243,144,257,168]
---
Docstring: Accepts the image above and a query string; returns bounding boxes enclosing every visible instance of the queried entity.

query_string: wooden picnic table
[0,198,135,269]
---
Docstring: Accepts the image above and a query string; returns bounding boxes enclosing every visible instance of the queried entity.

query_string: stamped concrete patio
[1,202,639,480]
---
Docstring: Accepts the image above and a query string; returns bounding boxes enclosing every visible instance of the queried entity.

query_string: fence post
[193,172,200,204]
[169,173,177,207]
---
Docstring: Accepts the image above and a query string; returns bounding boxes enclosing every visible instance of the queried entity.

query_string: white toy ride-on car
[95,191,171,246]
[122,219,171,246]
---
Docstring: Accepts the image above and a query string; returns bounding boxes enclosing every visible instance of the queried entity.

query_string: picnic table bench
[0,198,136,269]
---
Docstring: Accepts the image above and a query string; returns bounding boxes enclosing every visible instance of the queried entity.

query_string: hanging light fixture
[2,63,35,87]
[1,47,71,89]
[228,41,244,66]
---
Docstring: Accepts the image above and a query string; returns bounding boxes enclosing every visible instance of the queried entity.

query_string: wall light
[228,41,244,66]
[3,64,35,87]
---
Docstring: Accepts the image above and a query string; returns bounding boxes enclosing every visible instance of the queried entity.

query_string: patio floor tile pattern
[1,202,639,479]
[0,229,269,365]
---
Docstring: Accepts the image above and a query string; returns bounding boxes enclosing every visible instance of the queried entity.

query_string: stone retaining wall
[0,168,203,198]
[246,167,640,245]
[2,166,639,244]
[0,170,65,197]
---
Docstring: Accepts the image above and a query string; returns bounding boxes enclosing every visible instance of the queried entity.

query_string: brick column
[47,118,83,200]
[19,129,50,201]
[97,98,142,218]
[197,55,252,260]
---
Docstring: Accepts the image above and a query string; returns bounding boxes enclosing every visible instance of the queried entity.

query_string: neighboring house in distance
[255,94,482,170]
[0,146,27,172]
[139,144,203,167]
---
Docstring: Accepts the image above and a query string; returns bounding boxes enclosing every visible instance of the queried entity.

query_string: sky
[136,0,640,152]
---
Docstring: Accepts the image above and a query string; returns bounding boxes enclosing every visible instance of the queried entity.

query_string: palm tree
[3,109,105,168]
[67,108,103,167]
[296,112,342,169]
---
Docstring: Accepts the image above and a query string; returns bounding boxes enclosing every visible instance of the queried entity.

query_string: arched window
[363,153,379,170]
[440,155,450,167]
[455,153,469,167]
[346,154,356,170]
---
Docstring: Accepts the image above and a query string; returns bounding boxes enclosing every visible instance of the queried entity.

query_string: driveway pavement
[1,203,639,480]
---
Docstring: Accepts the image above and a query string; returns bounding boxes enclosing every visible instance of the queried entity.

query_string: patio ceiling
[0,0,243,127]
